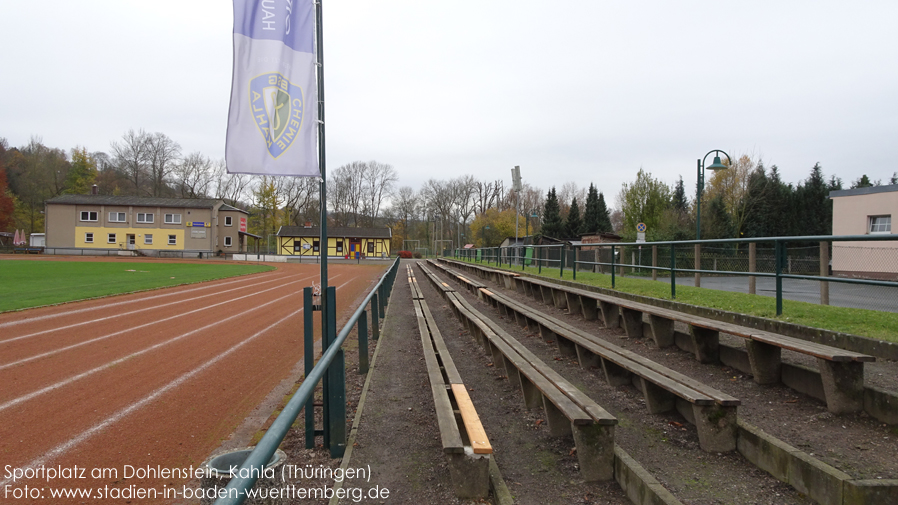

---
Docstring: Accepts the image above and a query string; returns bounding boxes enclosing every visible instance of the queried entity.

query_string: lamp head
[707,156,728,171]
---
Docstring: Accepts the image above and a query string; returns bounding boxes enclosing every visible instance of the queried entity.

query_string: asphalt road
[662,274,898,313]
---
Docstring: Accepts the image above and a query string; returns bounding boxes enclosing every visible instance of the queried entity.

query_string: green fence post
[670,245,677,299]
[371,293,380,340]
[538,247,542,274]
[325,287,346,458]
[775,240,784,316]
[572,246,577,281]
[611,244,616,289]
[358,310,368,374]
[559,244,565,278]
[303,287,316,449]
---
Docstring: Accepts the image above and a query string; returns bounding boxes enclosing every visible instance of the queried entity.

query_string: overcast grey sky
[2,1,896,202]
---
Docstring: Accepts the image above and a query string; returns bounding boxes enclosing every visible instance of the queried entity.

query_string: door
[127,234,136,250]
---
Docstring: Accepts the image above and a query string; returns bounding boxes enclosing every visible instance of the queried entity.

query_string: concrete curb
[488,457,514,505]
[736,419,898,505]
[612,445,682,505]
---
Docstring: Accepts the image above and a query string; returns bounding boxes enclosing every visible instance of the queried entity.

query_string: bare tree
[213,159,251,205]
[557,181,586,217]
[361,160,398,227]
[172,152,213,198]
[392,185,419,245]
[474,179,504,214]
[282,177,319,226]
[145,132,181,196]
[330,161,366,226]
[110,129,150,196]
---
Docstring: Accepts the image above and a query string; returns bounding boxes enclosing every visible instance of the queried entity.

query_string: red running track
[0,261,386,503]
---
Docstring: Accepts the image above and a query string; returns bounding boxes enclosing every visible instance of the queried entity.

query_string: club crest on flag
[250,72,305,159]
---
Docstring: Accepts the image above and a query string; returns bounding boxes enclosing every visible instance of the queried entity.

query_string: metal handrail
[214,256,400,505]
[455,234,898,315]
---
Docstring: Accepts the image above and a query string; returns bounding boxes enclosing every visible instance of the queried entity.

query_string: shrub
[413,252,423,259]
[398,250,413,259]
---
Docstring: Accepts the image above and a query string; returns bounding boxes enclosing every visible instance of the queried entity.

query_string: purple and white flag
[226,0,319,176]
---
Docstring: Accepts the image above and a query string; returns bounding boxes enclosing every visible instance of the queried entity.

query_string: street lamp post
[696,150,731,240]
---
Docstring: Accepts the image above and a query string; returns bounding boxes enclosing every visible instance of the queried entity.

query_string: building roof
[829,184,898,199]
[218,203,249,215]
[277,226,392,239]
[46,194,226,209]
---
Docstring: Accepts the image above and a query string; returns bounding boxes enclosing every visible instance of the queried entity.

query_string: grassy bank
[0,260,274,312]
[457,258,898,343]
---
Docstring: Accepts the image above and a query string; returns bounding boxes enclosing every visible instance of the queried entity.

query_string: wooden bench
[468,265,875,415]
[438,258,521,290]
[407,266,491,498]
[419,265,618,481]
[477,286,741,452]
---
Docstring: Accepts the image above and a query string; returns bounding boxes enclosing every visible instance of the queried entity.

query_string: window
[108,212,126,222]
[165,213,181,224]
[136,213,154,223]
[168,235,177,245]
[225,216,233,226]
[80,211,98,222]
[870,215,892,234]
[107,233,117,244]
[313,240,320,252]
[224,236,232,247]
[294,242,302,252]
[85,233,94,243]
[144,234,153,245]
[367,242,375,254]
[336,240,343,253]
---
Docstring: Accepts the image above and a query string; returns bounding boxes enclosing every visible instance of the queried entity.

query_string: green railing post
[325,287,345,458]
[370,293,380,340]
[303,287,316,449]
[559,244,565,278]
[572,246,577,280]
[358,310,368,374]
[611,244,616,288]
[775,240,784,316]
[670,245,677,299]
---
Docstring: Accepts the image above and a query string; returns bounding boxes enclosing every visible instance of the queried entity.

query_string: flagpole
[316,0,328,335]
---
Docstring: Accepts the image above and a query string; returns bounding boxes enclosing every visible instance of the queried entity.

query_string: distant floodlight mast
[512,165,522,262]
[696,150,731,240]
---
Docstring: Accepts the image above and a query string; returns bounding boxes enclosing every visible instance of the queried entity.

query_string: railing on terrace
[455,235,898,315]
[214,256,400,505]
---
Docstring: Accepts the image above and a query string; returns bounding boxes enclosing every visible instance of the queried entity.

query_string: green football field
[0,260,274,312]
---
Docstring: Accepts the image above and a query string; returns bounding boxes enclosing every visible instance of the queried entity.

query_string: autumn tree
[470,208,518,247]
[617,168,671,240]
[64,148,97,195]
[145,132,181,196]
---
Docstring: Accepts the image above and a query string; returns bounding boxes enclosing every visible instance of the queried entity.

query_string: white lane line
[0,273,313,346]
[0,291,295,411]
[0,280,350,488]
[0,277,310,370]
[0,269,283,329]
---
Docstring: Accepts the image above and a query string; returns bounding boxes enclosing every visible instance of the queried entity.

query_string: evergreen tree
[541,187,563,238]
[891,172,898,185]
[797,163,830,236]
[672,176,688,213]
[705,195,734,239]
[582,183,600,234]
[851,174,873,189]
[565,197,582,238]
[596,192,612,233]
